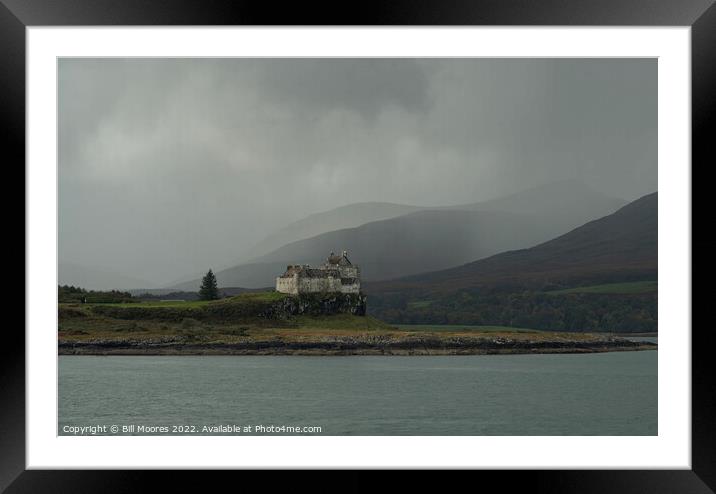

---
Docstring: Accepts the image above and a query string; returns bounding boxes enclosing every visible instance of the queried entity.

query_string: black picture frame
[6,0,714,491]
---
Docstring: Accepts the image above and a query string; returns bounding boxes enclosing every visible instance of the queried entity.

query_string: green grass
[395,324,541,333]
[99,291,286,308]
[545,281,657,295]
[100,300,210,308]
[58,291,387,339]
[63,291,291,324]
[58,311,393,342]
[211,291,286,302]
[59,305,613,347]
[291,314,394,331]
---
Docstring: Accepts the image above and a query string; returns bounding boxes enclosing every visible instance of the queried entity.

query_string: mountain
[171,180,629,291]
[245,180,626,261]
[172,209,551,290]
[243,202,423,260]
[446,179,628,237]
[59,262,155,291]
[368,192,657,294]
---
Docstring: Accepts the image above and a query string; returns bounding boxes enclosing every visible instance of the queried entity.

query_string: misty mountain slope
[170,180,632,291]
[173,209,554,290]
[246,180,627,262]
[244,202,423,260]
[59,262,155,291]
[368,192,657,294]
[447,179,628,236]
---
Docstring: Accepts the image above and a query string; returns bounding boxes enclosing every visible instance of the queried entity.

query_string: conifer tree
[198,269,219,300]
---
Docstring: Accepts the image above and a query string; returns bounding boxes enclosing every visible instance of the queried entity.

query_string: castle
[275,250,361,295]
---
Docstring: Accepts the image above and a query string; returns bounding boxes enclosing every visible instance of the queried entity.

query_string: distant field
[545,281,657,295]
[102,300,209,308]
[396,324,540,333]
[100,291,286,308]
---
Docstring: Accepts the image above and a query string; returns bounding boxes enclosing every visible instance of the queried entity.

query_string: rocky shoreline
[58,335,657,356]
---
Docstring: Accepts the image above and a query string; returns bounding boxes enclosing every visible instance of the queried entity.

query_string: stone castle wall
[276,276,298,295]
[276,264,361,295]
[297,275,343,293]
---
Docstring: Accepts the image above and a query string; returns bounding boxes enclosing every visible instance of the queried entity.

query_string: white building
[276,251,361,295]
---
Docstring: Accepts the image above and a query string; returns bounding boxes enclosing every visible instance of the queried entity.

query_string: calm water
[59,351,657,436]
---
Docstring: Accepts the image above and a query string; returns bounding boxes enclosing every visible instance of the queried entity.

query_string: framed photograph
[8,0,714,491]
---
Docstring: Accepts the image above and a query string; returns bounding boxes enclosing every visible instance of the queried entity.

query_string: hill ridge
[368,191,657,294]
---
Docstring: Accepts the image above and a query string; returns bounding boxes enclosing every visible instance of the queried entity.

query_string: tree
[199,269,219,301]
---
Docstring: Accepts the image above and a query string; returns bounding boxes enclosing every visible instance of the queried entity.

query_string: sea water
[59,350,657,436]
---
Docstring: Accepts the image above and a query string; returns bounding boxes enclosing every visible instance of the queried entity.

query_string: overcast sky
[58,58,657,286]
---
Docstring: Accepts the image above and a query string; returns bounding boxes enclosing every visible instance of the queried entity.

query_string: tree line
[58,285,135,304]
[368,288,657,333]
[59,270,222,304]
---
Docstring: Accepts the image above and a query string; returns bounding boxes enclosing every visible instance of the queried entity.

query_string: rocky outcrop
[260,293,367,318]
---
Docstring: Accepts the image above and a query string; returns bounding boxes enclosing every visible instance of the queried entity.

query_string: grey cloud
[58,58,656,286]
[252,58,431,118]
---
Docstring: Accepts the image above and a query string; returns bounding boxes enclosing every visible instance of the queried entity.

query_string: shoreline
[612,332,658,337]
[58,301,657,357]
[59,340,657,356]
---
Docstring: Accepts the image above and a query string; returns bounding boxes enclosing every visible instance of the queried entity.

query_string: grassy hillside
[366,194,658,333]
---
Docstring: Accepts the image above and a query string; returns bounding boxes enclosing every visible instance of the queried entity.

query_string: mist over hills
[244,179,627,264]
[59,180,635,292]
[58,262,155,291]
[243,202,423,260]
[367,191,657,295]
[171,180,629,291]
[172,209,548,291]
[447,179,628,234]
